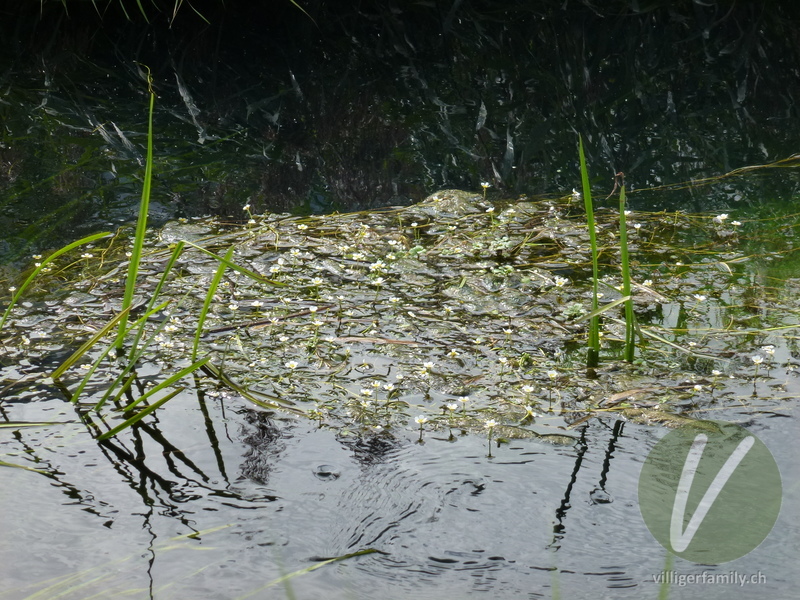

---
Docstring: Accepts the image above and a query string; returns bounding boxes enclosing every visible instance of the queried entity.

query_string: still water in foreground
[1,367,797,599]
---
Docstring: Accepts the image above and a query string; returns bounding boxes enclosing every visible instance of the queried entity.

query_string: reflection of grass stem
[578,136,600,369]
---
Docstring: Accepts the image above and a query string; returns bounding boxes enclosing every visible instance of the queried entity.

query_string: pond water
[2,2,800,598]
[2,191,800,598]
[1,375,797,600]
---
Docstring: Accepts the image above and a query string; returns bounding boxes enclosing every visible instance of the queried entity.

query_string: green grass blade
[619,184,635,361]
[51,306,133,381]
[578,135,600,368]
[574,296,632,322]
[192,246,234,361]
[0,231,112,331]
[181,240,286,286]
[128,241,185,361]
[235,549,380,600]
[115,66,155,350]
[119,355,211,413]
[0,459,47,474]
[63,301,172,406]
[96,388,183,441]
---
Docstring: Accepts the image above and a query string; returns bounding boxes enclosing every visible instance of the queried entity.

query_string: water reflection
[0,372,796,598]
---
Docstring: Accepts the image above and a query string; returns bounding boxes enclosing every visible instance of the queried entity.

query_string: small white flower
[8,286,16,293]
[751,355,764,365]
[485,206,495,213]
[633,223,642,230]
[714,213,729,223]
[522,385,535,394]
[285,360,299,370]
[252,300,263,307]
[242,204,251,211]
[693,294,706,302]
[458,396,470,404]
[547,370,558,380]
[643,279,653,287]
[693,384,703,392]
[415,415,429,425]
[446,403,459,411]
[447,349,458,358]
[731,220,742,227]
[228,303,239,311]
[711,370,722,376]
[297,223,309,230]
[484,419,498,429]
[481,181,492,189]
[423,361,435,370]
[383,383,395,392]
[360,389,374,397]
[762,345,775,356]
[311,277,325,286]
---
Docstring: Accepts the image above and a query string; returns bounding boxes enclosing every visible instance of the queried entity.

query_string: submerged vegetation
[3,157,800,453]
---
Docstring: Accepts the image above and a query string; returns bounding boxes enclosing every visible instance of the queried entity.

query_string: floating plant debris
[2,189,799,444]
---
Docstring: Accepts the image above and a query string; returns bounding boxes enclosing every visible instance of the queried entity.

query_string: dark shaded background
[1,0,799,262]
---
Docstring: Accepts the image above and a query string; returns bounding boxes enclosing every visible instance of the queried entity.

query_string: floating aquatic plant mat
[2,190,798,445]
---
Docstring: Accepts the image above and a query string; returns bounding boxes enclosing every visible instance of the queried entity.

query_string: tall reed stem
[578,135,600,368]
[115,66,155,351]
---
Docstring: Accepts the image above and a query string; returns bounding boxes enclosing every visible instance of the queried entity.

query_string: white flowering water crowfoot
[484,419,498,457]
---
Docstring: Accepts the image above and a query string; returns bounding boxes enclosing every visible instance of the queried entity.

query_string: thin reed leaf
[182,240,286,286]
[193,246,235,361]
[0,459,47,474]
[97,388,183,441]
[578,135,600,368]
[619,184,635,361]
[128,240,185,361]
[235,549,380,600]
[51,306,133,381]
[115,66,155,350]
[89,301,173,409]
[0,231,112,331]
[200,361,305,415]
[119,355,211,413]
[575,296,632,322]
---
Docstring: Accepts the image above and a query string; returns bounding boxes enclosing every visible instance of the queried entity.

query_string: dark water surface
[2,1,800,265]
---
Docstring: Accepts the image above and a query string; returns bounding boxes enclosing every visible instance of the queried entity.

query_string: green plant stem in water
[619,184,635,362]
[578,135,600,368]
[115,65,155,351]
